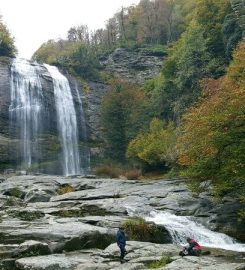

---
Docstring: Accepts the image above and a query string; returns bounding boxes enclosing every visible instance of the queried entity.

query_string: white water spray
[10,58,43,168]
[146,211,245,252]
[74,81,90,175]
[44,64,80,176]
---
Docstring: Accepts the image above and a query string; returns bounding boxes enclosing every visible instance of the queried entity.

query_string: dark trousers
[188,248,201,256]
[119,245,126,260]
[179,248,201,257]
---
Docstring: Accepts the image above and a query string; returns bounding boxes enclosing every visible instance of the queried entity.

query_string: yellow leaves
[177,41,245,182]
[127,119,178,165]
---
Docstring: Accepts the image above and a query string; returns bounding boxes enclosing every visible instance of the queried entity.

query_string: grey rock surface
[0,175,244,269]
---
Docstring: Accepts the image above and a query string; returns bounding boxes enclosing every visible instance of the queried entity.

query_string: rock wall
[0,58,89,174]
[82,48,165,161]
[99,47,165,84]
[0,49,164,171]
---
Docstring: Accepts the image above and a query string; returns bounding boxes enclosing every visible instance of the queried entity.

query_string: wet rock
[17,240,51,257]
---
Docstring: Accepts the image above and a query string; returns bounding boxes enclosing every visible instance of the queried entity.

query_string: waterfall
[44,64,81,176]
[146,211,245,252]
[9,59,43,169]
[9,59,89,175]
[74,80,90,175]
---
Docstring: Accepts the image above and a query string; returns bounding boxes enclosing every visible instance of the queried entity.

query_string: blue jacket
[116,229,126,247]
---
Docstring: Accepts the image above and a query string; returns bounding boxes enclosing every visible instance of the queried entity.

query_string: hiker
[179,237,202,257]
[116,226,127,263]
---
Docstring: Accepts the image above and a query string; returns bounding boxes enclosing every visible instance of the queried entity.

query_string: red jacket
[189,239,202,251]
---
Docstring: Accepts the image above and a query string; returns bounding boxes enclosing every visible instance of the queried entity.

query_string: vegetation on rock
[146,255,172,268]
[122,217,171,243]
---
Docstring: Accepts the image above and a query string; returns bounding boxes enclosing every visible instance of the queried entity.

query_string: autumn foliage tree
[127,118,178,167]
[178,41,245,194]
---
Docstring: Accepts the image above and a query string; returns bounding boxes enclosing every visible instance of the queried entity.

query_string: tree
[101,80,151,162]
[147,0,242,124]
[68,44,100,80]
[222,12,242,59]
[195,0,231,59]
[67,25,90,44]
[127,118,178,167]
[0,17,16,57]
[178,41,245,194]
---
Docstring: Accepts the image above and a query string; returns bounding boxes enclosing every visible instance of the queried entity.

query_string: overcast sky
[0,0,140,59]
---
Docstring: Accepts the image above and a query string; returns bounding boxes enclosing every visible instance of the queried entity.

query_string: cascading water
[74,81,90,175]
[44,64,81,176]
[146,211,245,252]
[9,58,43,169]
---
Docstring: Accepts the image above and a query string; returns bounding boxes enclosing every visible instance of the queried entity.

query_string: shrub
[123,217,172,243]
[7,187,23,198]
[124,169,142,180]
[94,165,122,178]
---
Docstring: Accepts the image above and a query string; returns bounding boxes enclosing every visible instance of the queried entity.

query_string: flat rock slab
[15,242,245,270]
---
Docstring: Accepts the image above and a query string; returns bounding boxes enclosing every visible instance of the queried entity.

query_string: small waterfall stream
[9,59,43,168]
[146,211,245,252]
[44,64,81,176]
[74,80,90,175]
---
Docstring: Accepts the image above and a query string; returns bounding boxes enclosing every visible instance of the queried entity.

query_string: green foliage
[147,255,172,268]
[127,119,178,167]
[147,0,242,122]
[8,187,23,198]
[101,80,151,162]
[32,39,81,65]
[0,18,16,57]
[33,0,188,63]
[33,40,100,80]
[222,13,242,59]
[122,217,158,241]
[178,42,245,194]
[66,44,100,80]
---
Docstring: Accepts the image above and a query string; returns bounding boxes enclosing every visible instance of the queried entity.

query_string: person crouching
[179,237,202,257]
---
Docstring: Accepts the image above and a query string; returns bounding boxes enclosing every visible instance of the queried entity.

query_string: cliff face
[99,47,165,84]
[0,58,89,174]
[82,48,165,160]
[0,49,164,172]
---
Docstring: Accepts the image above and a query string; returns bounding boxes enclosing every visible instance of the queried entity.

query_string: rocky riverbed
[0,175,244,269]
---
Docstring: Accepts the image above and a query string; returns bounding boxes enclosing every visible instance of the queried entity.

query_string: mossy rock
[57,184,75,195]
[146,255,172,269]
[8,210,44,221]
[53,205,110,218]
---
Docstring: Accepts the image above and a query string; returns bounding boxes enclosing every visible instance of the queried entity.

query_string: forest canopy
[32,0,244,200]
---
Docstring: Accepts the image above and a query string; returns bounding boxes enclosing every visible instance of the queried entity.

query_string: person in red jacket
[179,237,202,257]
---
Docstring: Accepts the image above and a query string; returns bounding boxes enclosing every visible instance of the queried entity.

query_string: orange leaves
[177,41,245,182]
